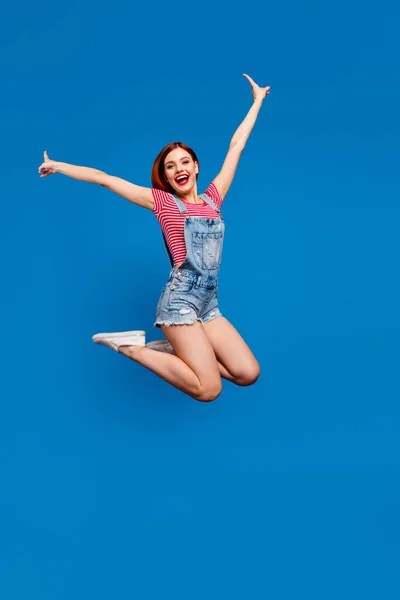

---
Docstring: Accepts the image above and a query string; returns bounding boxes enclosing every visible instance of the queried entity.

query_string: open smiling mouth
[175,175,189,186]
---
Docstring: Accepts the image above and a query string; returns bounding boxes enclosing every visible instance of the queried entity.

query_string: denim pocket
[192,232,223,270]
[169,278,195,294]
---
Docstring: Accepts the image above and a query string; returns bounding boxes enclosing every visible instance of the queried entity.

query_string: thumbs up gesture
[38,151,59,178]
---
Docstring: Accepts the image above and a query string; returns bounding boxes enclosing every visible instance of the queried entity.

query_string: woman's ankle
[118,345,146,359]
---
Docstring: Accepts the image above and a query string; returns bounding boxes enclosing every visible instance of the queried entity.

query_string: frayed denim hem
[154,317,202,328]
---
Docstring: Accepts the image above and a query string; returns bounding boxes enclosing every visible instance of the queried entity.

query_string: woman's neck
[178,188,201,204]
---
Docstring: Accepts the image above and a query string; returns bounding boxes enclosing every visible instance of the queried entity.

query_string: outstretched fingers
[243,73,255,86]
[243,73,271,99]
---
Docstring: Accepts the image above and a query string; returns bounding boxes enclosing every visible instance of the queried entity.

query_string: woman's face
[163,148,198,194]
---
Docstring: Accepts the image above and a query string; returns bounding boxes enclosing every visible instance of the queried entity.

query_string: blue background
[1,0,399,598]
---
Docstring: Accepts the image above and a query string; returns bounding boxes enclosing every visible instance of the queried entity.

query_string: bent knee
[235,365,260,387]
[195,382,223,402]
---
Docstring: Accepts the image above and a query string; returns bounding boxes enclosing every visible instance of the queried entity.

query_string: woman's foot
[92,330,146,352]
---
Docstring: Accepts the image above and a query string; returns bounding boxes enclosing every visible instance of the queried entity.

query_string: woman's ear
[195,161,199,175]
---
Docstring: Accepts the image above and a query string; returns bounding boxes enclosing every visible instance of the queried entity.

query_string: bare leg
[203,317,260,386]
[119,321,222,402]
[147,340,237,383]
[136,318,257,386]
[215,360,237,383]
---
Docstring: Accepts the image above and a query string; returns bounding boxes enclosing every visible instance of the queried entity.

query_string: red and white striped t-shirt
[152,183,223,265]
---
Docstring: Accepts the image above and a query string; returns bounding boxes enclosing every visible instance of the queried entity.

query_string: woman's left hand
[243,74,270,102]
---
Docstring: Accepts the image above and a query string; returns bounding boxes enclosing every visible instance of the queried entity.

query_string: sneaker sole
[92,331,145,342]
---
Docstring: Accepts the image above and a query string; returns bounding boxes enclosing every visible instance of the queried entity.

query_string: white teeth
[176,175,188,183]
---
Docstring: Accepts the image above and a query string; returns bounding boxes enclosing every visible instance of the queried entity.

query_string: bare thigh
[162,321,222,396]
[203,317,260,386]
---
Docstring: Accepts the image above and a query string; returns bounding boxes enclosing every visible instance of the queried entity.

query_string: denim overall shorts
[154,193,225,327]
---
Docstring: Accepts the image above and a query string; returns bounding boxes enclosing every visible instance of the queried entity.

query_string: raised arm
[212,74,270,200]
[38,151,154,210]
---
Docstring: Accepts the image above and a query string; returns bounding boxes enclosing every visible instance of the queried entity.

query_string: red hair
[151,142,200,193]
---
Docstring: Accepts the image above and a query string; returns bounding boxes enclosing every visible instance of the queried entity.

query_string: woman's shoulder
[202,182,223,208]
[151,188,176,214]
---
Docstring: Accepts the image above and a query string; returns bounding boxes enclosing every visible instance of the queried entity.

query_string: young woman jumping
[39,73,270,402]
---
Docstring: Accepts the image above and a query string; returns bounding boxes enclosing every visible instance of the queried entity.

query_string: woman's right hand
[38,151,59,178]
[243,74,270,103]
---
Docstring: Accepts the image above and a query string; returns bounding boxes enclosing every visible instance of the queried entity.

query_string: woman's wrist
[54,161,65,174]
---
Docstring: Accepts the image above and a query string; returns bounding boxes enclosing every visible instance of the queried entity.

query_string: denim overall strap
[169,193,219,213]
[198,193,220,213]
[170,194,188,213]
[161,194,188,266]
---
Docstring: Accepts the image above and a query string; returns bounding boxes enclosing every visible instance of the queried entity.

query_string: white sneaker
[92,330,146,352]
[146,339,174,354]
